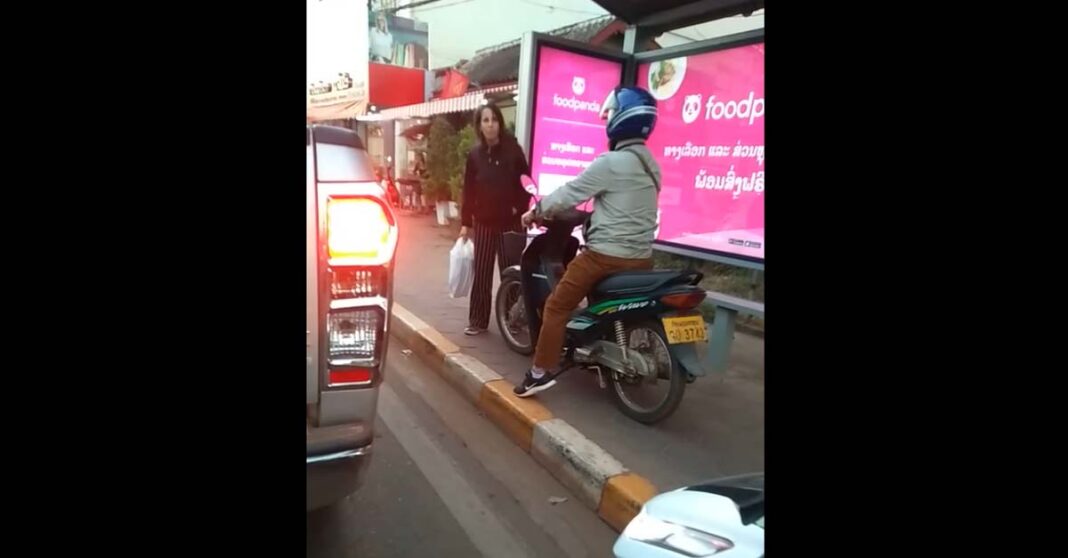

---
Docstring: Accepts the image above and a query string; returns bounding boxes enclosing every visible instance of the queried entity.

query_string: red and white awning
[378,84,518,119]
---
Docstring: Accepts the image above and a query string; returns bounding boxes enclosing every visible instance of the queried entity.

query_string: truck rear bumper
[307,422,373,511]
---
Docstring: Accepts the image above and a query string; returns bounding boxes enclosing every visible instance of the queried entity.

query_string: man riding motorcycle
[515,86,662,397]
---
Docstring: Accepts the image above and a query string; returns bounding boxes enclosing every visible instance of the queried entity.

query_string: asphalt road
[307,340,618,558]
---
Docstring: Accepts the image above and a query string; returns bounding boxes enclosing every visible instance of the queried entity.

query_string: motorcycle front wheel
[495,276,533,355]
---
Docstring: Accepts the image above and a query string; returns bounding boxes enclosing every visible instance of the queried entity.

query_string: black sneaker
[514,369,557,398]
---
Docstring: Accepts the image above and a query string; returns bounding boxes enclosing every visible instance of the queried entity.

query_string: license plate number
[662,315,708,344]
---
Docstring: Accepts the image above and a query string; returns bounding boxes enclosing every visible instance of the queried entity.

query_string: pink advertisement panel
[529,46,623,203]
[639,42,765,260]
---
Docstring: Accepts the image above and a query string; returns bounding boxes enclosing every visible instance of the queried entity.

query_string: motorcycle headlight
[622,509,734,557]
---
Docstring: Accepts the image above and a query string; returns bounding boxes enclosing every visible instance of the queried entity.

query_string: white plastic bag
[448,238,475,298]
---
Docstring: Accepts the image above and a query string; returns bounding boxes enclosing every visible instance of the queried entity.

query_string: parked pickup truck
[306,125,398,511]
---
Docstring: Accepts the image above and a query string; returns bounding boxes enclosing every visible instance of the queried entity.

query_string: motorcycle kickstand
[589,365,607,389]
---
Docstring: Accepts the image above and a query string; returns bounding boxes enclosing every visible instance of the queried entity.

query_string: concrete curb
[391,304,460,366]
[391,302,658,533]
[533,418,627,512]
[444,353,503,403]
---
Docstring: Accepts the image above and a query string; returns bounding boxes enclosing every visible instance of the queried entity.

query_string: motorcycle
[495,208,713,424]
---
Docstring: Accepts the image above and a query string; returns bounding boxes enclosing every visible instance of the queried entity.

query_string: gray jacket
[537,139,660,259]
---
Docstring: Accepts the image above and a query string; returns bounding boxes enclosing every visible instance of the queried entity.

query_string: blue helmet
[599,86,658,147]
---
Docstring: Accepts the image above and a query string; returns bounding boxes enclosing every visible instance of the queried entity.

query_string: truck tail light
[327,308,380,362]
[319,191,394,392]
[330,268,384,299]
[328,367,373,386]
[326,197,397,266]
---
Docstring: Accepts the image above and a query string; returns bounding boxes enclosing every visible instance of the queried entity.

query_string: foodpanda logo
[553,77,600,113]
[681,94,702,124]
[679,92,765,125]
[572,76,586,96]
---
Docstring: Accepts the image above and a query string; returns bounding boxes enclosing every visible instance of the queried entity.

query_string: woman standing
[460,103,532,336]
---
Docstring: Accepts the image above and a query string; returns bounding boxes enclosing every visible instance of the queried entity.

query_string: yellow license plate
[662,315,708,344]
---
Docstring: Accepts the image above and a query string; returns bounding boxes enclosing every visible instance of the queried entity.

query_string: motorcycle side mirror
[520,175,538,196]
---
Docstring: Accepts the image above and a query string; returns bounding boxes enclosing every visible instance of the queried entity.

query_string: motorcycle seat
[591,270,701,297]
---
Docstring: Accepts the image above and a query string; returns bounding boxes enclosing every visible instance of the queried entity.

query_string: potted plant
[449,124,477,219]
[426,117,458,225]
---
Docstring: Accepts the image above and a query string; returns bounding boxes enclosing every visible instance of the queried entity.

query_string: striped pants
[469,222,521,329]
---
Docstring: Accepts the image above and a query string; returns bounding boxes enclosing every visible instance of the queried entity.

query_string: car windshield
[687,474,764,526]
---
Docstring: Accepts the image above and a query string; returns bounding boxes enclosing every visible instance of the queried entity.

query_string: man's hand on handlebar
[521,208,537,228]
